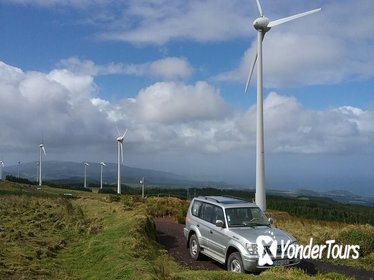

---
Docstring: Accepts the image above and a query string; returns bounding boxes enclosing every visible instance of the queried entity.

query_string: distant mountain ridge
[2,161,373,207]
[2,161,216,186]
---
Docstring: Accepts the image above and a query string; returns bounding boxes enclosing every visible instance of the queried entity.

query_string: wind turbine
[244,0,321,211]
[116,129,127,194]
[100,162,106,190]
[83,162,89,188]
[140,177,145,198]
[0,160,4,181]
[39,143,46,186]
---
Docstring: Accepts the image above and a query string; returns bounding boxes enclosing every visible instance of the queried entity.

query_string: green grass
[0,181,359,280]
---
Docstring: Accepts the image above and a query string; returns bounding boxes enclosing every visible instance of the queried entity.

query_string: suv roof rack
[197,196,249,204]
[221,195,249,203]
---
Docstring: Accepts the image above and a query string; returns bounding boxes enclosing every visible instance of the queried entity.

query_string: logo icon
[256,233,277,266]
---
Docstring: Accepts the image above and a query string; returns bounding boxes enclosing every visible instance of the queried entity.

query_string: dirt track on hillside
[154,217,373,280]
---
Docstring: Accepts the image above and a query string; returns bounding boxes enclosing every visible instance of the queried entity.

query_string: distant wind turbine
[140,177,145,198]
[116,129,127,194]
[83,162,89,188]
[39,143,46,186]
[245,0,321,211]
[0,160,4,181]
[100,162,106,190]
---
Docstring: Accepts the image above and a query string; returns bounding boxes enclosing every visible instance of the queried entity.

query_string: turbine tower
[39,143,46,186]
[0,160,4,181]
[140,177,145,198]
[36,162,39,183]
[83,162,89,188]
[100,162,106,190]
[116,129,127,194]
[245,0,321,211]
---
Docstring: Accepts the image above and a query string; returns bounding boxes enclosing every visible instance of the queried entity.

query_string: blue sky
[0,0,373,195]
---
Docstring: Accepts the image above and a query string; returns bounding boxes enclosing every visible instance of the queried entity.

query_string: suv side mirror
[268,217,273,225]
[215,220,225,228]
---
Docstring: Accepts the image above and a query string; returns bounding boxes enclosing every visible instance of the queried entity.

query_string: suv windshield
[225,207,269,227]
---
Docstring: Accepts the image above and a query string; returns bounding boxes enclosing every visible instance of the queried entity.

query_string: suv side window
[201,203,224,224]
[201,203,215,223]
[191,200,202,217]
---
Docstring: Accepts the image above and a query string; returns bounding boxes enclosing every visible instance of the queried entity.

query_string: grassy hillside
[0,181,364,279]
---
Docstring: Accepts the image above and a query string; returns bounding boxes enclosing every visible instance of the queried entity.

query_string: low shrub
[337,225,374,257]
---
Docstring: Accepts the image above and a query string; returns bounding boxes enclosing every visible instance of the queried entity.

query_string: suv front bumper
[242,255,300,272]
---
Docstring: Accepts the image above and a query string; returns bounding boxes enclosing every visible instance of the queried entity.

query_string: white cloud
[262,93,370,154]
[57,56,193,80]
[131,81,229,124]
[148,57,193,80]
[97,0,251,44]
[1,60,374,164]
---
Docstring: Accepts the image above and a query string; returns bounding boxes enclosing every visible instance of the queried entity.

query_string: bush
[146,197,180,217]
[337,225,374,257]
[107,195,121,203]
[98,188,117,194]
[176,201,189,224]
[122,195,135,210]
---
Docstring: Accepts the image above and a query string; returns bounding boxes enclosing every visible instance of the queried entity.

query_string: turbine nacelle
[253,17,270,31]
[100,162,106,166]
[116,128,127,143]
[39,144,46,156]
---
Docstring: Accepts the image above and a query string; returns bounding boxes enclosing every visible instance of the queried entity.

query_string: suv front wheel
[189,234,200,260]
[227,252,244,273]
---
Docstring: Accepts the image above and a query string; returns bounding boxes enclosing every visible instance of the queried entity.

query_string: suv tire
[189,234,200,260]
[227,252,244,273]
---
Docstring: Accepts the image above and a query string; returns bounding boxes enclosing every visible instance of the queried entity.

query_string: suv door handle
[210,230,213,234]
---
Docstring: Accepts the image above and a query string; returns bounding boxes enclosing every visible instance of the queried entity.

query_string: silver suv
[183,196,300,273]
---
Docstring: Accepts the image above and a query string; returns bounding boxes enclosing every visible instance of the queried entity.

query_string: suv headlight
[246,243,258,255]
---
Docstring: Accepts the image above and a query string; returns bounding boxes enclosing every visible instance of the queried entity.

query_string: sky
[0,0,373,195]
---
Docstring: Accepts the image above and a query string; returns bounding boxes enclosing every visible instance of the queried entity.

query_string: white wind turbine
[140,177,145,198]
[100,162,106,190]
[83,162,89,188]
[245,0,321,211]
[39,143,46,186]
[0,160,4,181]
[116,129,127,194]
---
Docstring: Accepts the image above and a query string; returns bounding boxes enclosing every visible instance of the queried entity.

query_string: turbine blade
[255,0,263,16]
[244,52,257,93]
[42,146,46,156]
[244,33,265,93]
[268,8,321,28]
[122,128,128,139]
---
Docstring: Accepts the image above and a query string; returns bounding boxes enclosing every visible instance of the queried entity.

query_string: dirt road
[154,217,373,280]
